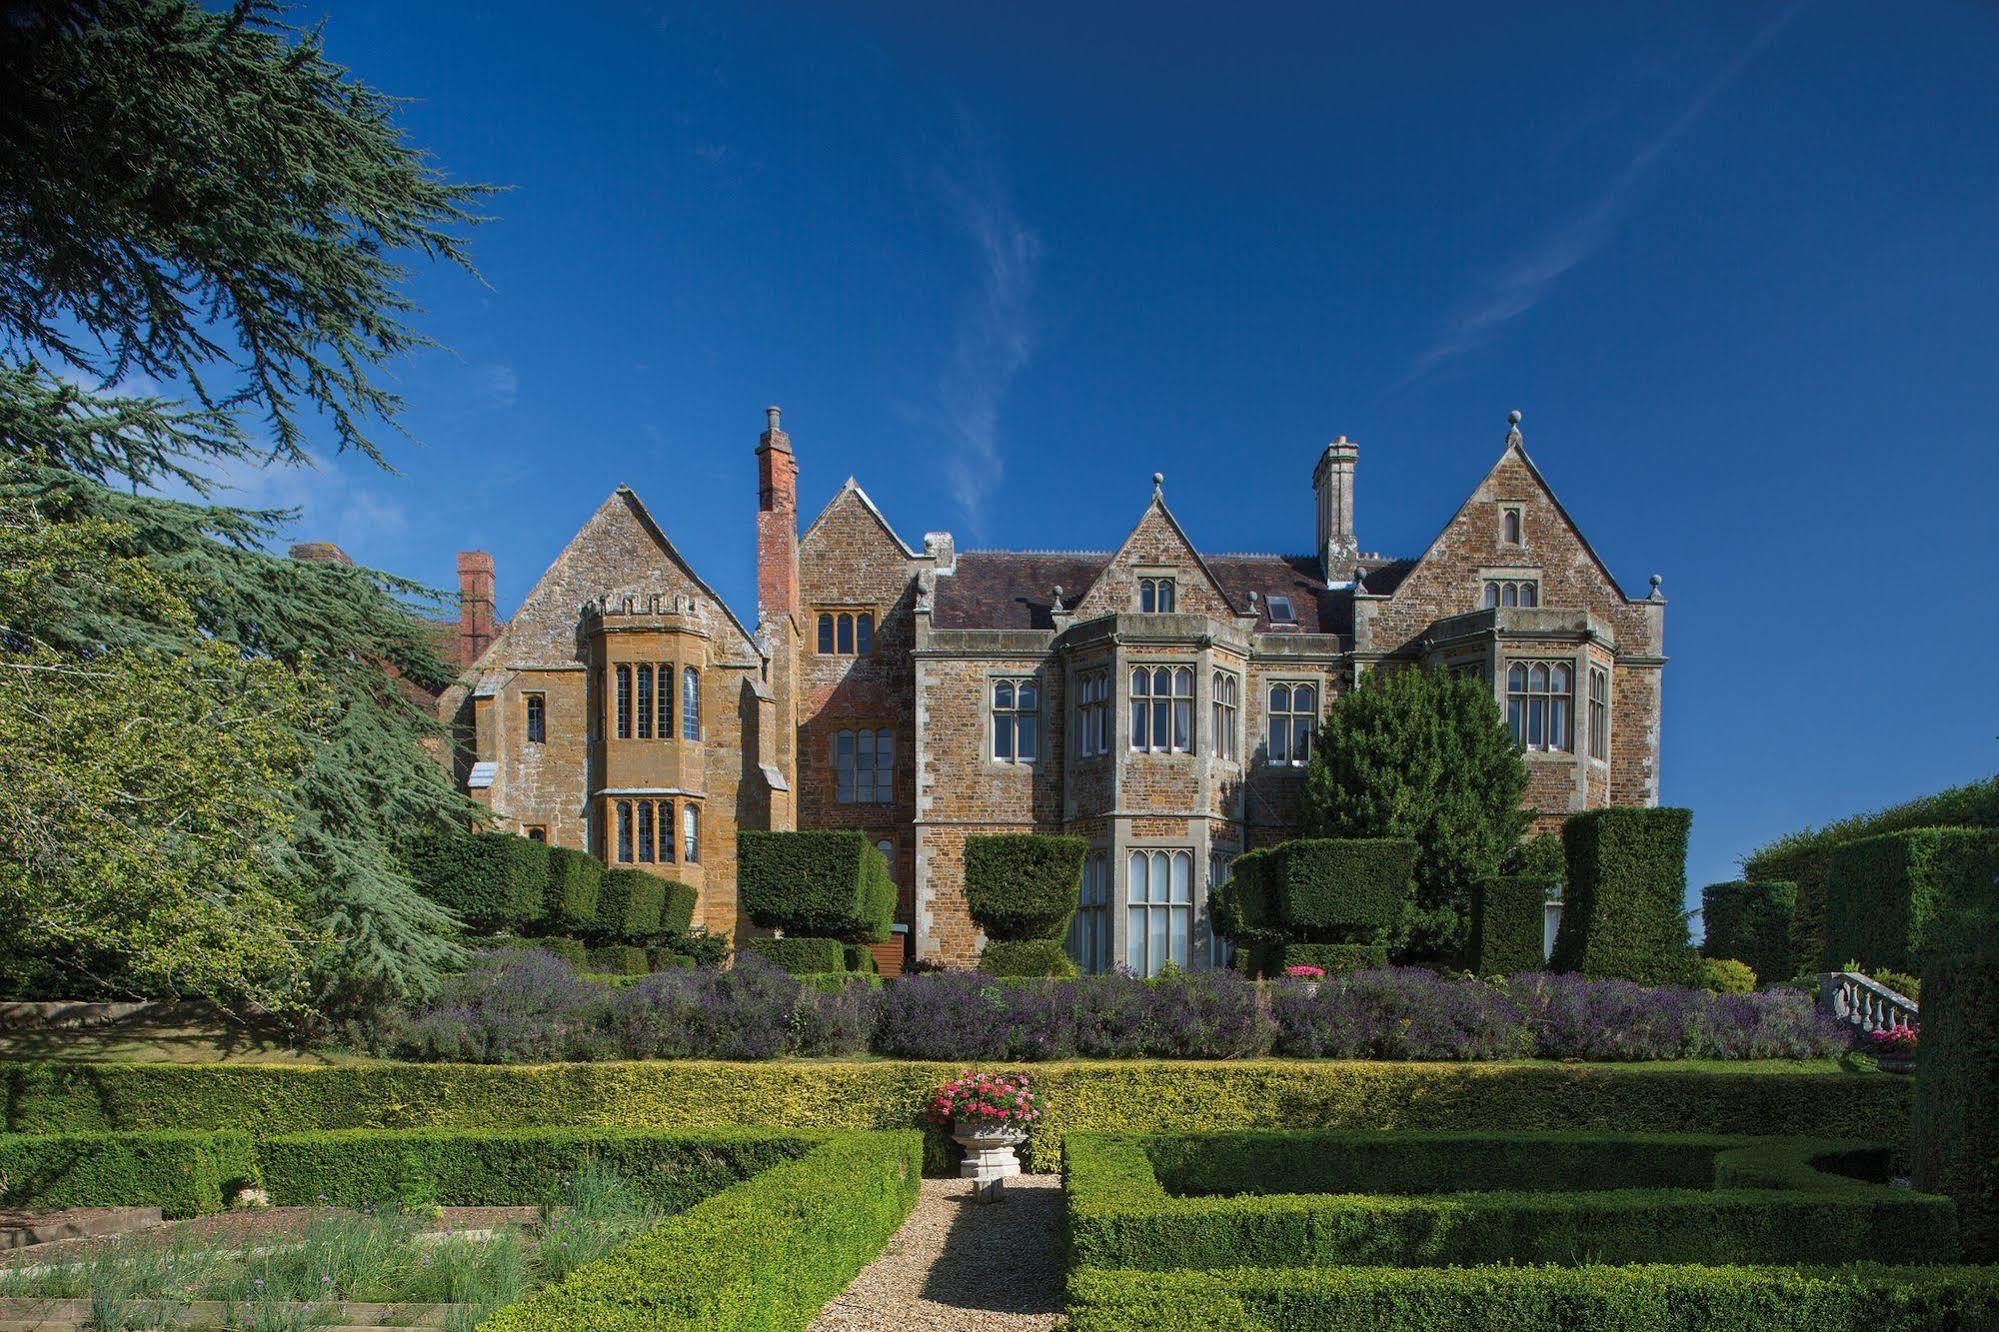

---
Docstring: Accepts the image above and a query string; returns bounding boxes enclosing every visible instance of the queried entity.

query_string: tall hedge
[1824,829,1999,974]
[1702,880,1795,982]
[1213,839,1414,976]
[1912,908,1999,1263]
[543,846,602,933]
[964,834,1087,941]
[1551,807,1697,986]
[594,868,663,941]
[737,831,892,943]
[407,830,551,932]
[1210,849,1282,947]
[1473,873,1555,975]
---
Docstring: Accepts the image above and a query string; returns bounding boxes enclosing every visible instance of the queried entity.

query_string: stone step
[0,1208,162,1251]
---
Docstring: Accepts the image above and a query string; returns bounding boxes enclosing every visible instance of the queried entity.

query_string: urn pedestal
[952,1120,1027,1201]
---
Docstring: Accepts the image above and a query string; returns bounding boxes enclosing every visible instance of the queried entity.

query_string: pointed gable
[1069,488,1238,621]
[797,478,919,605]
[470,486,758,671]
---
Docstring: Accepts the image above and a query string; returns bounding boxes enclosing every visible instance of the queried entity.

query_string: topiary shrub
[1701,880,1795,983]
[842,943,879,975]
[1472,874,1555,975]
[407,830,550,932]
[963,834,1088,941]
[1699,957,1758,994]
[653,878,698,941]
[1824,828,1999,975]
[1273,838,1417,936]
[1210,850,1282,948]
[979,939,1077,978]
[1505,831,1567,878]
[594,868,664,942]
[745,935,847,974]
[661,930,731,970]
[1912,906,1999,1263]
[1278,942,1389,975]
[1551,807,1697,986]
[585,944,648,976]
[738,831,893,942]
[543,846,602,932]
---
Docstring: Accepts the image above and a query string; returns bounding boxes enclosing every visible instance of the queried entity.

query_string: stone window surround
[1262,678,1319,766]
[833,724,896,804]
[1135,568,1179,614]
[603,660,700,745]
[1499,502,1527,546]
[987,672,1042,766]
[598,786,706,876]
[1476,567,1542,609]
[1073,666,1112,760]
[815,606,876,657]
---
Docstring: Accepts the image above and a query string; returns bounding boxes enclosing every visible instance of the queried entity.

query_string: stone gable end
[1071,499,1235,621]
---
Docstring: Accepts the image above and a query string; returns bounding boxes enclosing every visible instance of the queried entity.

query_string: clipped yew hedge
[1214,839,1415,977]
[593,867,664,941]
[737,831,893,942]
[1701,880,1795,982]
[407,829,551,932]
[979,939,1075,977]
[0,1129,255,1218]
[1913,908,1999,1263]
[543,846,602,932]
[745,935,847,975]
[1472,873,1554,975]
[964,833,1087,940]
[1552,807,1697,986]
[1823,828,1999,974]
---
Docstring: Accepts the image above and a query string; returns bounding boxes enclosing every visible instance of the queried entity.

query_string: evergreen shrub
[1552,807,1697,985]
[1471,873,1554,975]
[963,834,1088,940]
[737,831,892,941]
[593,868,664,941]
[408,830,550,932]
[745,935,847,974]
[543,846,601,932]
[1912,908,1999,1262]
[1823,829,1999,974]
[979,939,1077,978]
[1701,880,1795,982]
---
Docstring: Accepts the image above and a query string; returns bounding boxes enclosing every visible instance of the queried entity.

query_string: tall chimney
[1314,436,1359,582]
[457,550,496,668]
[756,405,799,618]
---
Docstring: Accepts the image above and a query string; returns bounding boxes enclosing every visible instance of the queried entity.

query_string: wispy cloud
[153,448,409,559]
[478,363,519,410]
[930,149,1041,536]
[1400,2,1808,386]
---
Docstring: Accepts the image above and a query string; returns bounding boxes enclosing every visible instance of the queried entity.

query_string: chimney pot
[456,550,496,668]
[1313,435,1360,583]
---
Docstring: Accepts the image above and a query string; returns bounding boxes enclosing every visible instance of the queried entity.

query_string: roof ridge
[960,548,1112,557]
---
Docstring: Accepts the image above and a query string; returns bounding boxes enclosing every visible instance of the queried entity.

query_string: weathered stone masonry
[428,408,1666,968]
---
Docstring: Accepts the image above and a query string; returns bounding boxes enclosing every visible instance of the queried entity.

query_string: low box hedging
[979,939,1077,977]
[745,935,847,974]
[1552,807,1698,985]
[253,1126,816,1211]
[1913,907,1999,1263]
[0,1059,1913,1176]
[1064,1130,1958,1271]
[0,1129,254,1218]
[586,944,649,975]
[492,934,589,969]
[1278,942,1388,974]
[1067,1263,1999,1332]
[1274,838,1417,935]
[1473,874,1553,975]
[1702,880,1795,981]
[408,830,550,931]
[963,833,1087,941]
[1823,828,1999,974]
[480,1129,921,1331]
[738,830,893,942]
[543,846,602,932]
[594,867,665,941]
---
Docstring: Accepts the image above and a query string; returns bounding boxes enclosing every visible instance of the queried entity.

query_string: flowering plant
[1870,1024,1918,1057]
[928,1070,1044,1126]
[1283,965,1326,980]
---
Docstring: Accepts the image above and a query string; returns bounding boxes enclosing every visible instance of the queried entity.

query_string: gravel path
[812,1175,1065,1331]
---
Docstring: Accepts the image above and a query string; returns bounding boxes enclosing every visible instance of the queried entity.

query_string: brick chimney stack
[756,405,799,619]
[457,550,496,668]
[1314,435,1360,583]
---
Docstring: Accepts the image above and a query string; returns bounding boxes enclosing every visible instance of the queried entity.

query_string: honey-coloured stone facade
[433,408,1666,968]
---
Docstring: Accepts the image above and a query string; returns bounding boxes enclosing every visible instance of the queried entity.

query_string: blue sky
[246,0,1998,904]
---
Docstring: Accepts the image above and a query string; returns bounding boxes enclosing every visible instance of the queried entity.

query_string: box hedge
[408,830,551,932]
[738,830,893,942]
[745,935,848,974]
[593,867,664,941]
[1067,1263,1999,1332]
[585,944,650,976]
[0,1129,255,1218]
[1701,880,1795,982]
[1913,907,1999,1263]
[1278,942,1389,975]
[979,939,1077,978]
[1210,850,1282,946]
[480,1130,921,1332]
[963,833,1088,941]
[1823,828,1999,974]
[543,846,602,932]
[1552,807,1697,985]
[0,1059,1912,1177]
[1274,838,1417,936]
[1472,874,1555,975]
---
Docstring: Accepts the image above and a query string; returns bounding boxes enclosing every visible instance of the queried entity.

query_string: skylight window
[1267,595,1296,625]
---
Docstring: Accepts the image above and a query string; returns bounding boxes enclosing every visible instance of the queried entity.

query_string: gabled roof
[1068,485,1241,620]
[801,477,919,558]
[614,484,764,655]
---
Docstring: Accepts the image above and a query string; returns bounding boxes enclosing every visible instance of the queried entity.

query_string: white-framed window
[525,692,545,744]
[992,678,1039,763]
[1508,661,1574,753]
[1208,850,1236,968]
[1130,666,1194,753]
[835,727,895,804]
[1138,576,1177,613]
[1076,669,1110,758]
[1481,579,1540,609]
[1127,848,1192,977]
[1212,670,1240,762]
[1588,665,1610,761]
[816,610,874,656]
[1501,505,1524,545]
[682,802,700,863]
[1068,851,1113,975]
[681,666,700,740]
[1266,682,1318,765]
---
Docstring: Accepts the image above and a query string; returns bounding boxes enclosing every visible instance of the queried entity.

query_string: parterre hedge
[1552,807,1697,985]
[0,1129,254,1217]
[0,1059,1912,1175]
[480,1130,921,1331]
[1066,1263,1999,1332]
[1472,874,1554,975]
[1823,828,1999,974]
[1913,907,1999,1263]
[407,829,550,931]
[1064,1130,1958,1271]
[1701,880,1795,982]
[979,939,1077,978]
[737,831,893,942]
[963,833,1087,941]
[1277,942,1390,974]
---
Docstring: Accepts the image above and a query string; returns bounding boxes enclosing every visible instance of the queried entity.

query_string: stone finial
[1052,584,1065,604]
[1353,563,1369,590]
[1505,409,1524,447]
[1152,471,1165,496]
[766,405,782,433]
[1648,573,1666,603]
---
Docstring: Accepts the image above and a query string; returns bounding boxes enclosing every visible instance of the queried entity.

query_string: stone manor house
[425,408,1666,974]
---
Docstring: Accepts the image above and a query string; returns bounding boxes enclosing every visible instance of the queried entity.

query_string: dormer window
[1266,595,1296,626]
[1138,577,1177,613]
[1501,506,1524,546]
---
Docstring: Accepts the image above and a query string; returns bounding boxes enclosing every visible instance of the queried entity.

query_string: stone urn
[1876,1053,1917,1075]
[952,1118,1028,1184]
